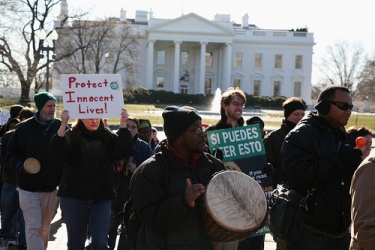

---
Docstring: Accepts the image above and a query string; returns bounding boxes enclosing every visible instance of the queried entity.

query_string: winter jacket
[350,151,375,250]
[281,111,362,236]
[206,117,244,131]
[263,119,296,187]
[50,124,133,200]
[7,115,63,192]
[0,130,17,184]
[130,140,226,250]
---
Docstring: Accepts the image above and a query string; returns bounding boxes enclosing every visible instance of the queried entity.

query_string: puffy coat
[131,140,226,250]
[7,116,63,192]
[50,125,133,200]
[281,111,362,236]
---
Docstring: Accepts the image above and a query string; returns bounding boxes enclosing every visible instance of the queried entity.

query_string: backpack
[122,153,169,249]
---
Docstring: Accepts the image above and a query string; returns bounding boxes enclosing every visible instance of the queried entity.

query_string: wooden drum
[202,170,267,242]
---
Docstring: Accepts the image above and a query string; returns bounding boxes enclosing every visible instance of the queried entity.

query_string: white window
[275,54,282,68]
[234,53,242,68]
[273,81,281,96]
[205,78,212,95]
[295,55,303,69]
[180,85,188,94]
[181,52,189,65]
[234,79,241,89]
[156,77,164,89]
[254,53,262,68]
[294,81,301,97]
[157,51,165,65]
[205,53,212,67]
[253,80,261,96]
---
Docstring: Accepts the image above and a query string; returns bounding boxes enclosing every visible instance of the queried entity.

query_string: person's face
[151,130,157,140]
[39,100,56,122]
[359,134,372,160]
[286,109,305,124]
[181,120,206,152]
[138,127,151,142]
[103,119,108,128]
[223,95,244,124]
[81,118,101,131]
[326,90,352,129]
[126,120,138,138]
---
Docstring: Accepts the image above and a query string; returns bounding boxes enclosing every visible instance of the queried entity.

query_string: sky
[63,0,375,85]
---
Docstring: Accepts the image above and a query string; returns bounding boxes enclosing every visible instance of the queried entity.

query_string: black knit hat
[34,92,56,111]
[162,106,201,142]
[284,101,305,118]
[9,104,23,118]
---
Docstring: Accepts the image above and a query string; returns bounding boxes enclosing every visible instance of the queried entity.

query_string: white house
[56,1,315,104]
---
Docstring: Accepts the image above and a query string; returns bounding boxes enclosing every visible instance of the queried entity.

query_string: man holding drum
[7,92,63,250]
[130,106,226,249]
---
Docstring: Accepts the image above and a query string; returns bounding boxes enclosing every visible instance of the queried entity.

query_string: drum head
[205,171,267,233]
[24,158,41,174]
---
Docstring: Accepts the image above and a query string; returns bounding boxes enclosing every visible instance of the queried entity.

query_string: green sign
[207,124,265,161]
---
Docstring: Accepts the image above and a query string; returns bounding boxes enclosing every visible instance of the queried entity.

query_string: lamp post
[39,29,58,92]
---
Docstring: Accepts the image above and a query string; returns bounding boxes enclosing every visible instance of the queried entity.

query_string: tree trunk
[19,80,31,104]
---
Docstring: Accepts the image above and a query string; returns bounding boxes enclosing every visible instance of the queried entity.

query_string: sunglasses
[329,101,353,111]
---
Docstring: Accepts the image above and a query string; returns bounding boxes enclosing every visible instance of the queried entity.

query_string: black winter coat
[281,111,362,236]
[7,116,63,192]
[130,141,226,250]
[263,119,296,187]
[50,125,133,200]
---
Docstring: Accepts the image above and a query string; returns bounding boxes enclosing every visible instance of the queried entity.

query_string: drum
[23,158,41,174]
[202,170,267,242]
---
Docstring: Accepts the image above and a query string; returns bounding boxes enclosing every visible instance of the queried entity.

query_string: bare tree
[318,40,365,95]
[0,0,61,102]
[355,55,375,101]
[55,18,142,88]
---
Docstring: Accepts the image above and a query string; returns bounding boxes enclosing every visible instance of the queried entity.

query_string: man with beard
[206,88,265,250]
[7,92,63,249]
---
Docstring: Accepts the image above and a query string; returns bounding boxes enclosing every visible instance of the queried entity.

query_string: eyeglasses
[329,101,353,111]
[231,101,245,108]
[194,126,205,134]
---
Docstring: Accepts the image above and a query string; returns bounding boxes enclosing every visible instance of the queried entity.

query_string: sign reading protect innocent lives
[61,74,124,118]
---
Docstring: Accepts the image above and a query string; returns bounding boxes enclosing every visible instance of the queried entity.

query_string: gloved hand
[212,148,223,161]
[263,163,274,177]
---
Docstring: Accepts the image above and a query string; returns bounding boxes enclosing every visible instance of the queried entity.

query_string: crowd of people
[0,85,373,250]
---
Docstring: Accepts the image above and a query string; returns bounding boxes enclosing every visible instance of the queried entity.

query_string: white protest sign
[61,74,124,119]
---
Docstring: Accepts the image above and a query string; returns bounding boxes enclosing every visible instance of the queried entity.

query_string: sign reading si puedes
[61,74,124,119]
[206,124,272,191]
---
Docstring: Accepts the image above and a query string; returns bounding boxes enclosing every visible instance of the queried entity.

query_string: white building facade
[127,11,314,104]
[57,2,315,104]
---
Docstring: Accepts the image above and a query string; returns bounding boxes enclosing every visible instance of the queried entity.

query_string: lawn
[1,100,374,132]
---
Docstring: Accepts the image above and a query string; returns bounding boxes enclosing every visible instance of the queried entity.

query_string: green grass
[1,99,375,131]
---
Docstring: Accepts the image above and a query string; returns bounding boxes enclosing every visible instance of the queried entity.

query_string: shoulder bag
[267,184,315,243]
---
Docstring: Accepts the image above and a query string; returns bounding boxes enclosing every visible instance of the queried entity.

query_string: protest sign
[207,124,272,191]
[61,74,124,118]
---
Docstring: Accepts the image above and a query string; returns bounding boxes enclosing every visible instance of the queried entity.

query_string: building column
[146,40,155,90]
[224,43,232,90]
[173,41,181,93]
[199,42,207,95]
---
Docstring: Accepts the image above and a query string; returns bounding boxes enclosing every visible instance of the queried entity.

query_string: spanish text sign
[61,74,124,119]
[207,125,265,161]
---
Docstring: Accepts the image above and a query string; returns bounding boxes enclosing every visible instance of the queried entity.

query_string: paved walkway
[46,208,276,250]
